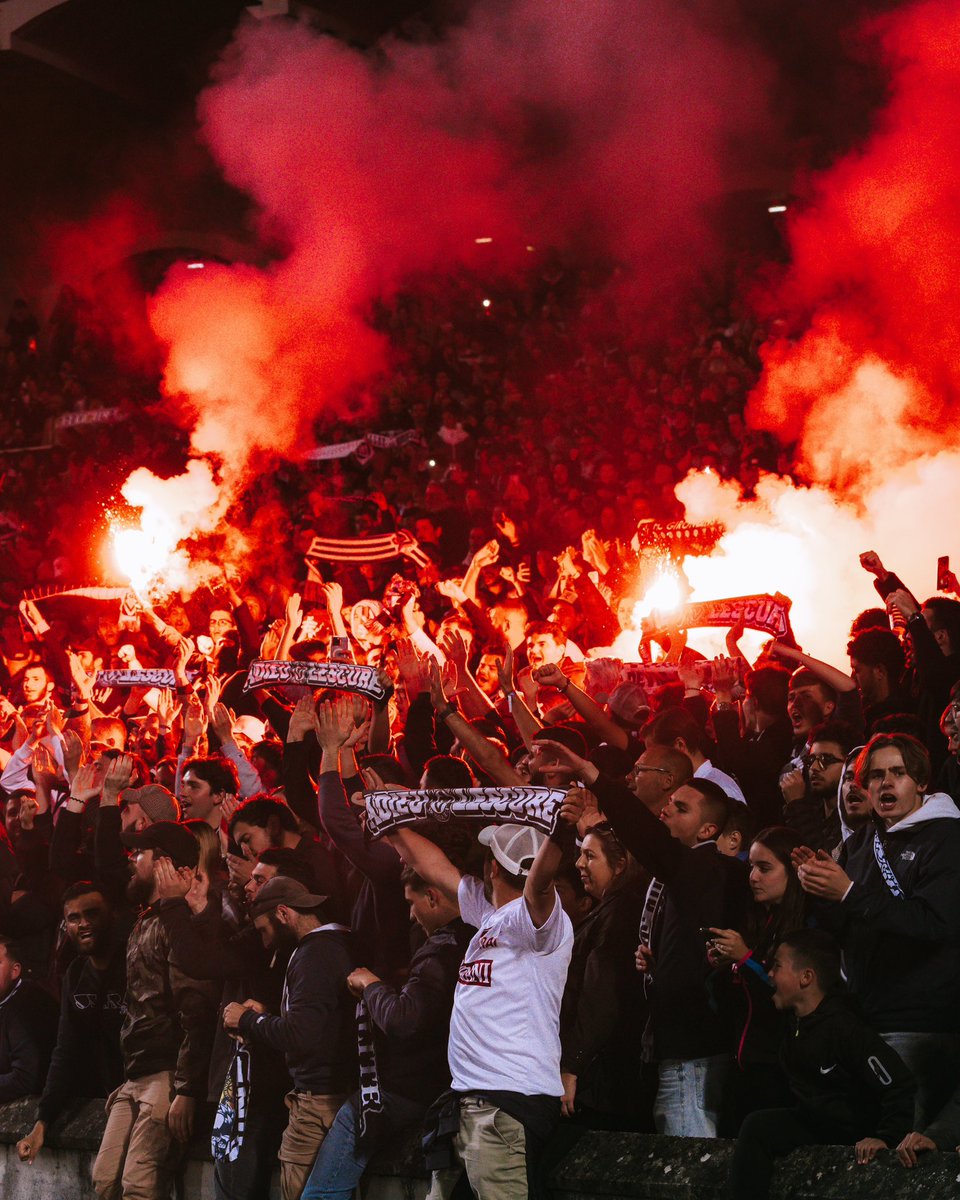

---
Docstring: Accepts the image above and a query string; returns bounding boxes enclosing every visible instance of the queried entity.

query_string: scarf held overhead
[363,786,567,840]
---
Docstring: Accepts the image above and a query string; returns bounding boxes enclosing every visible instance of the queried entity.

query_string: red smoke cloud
[147,0,772,476]
[748,0,960,492]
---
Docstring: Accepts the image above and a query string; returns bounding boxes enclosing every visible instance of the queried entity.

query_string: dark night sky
[0,0,910,300]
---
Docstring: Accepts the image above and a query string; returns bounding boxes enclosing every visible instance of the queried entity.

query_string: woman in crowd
[559,822,646,1131]
[707,825,808,1132]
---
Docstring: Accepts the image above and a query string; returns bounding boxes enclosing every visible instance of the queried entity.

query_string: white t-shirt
[695,758,747,805]
[447,875,573,1097]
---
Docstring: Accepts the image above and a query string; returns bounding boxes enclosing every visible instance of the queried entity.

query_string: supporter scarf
[54,407,128,430]
[646,593,796,642]
[356,996,383,1148]
[872,833,905,898]
[304,429,425,465]
[211,1045,251,1163]
[305,530,431,570]
[22,584,131,604]
[95,668,198,689]
[363,785,567,840]
[243,658,389,702]
[638,878,666,1001]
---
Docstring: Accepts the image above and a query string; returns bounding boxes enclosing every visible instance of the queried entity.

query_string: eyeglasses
[628,764,671,777]
[803,753,844,769]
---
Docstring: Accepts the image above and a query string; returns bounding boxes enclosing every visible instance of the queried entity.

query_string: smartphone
[938,555,951,592]
[330,636,353,663]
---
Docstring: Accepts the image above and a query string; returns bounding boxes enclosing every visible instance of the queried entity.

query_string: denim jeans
[300,1090,425,1200]
[879,1030,960,1129]
[654,1055,731,1137]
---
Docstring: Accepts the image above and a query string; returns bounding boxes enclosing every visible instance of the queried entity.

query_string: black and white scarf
[363,786,568,840]
[244,659,389,702]
[356,996,383,1147]
[872,832,904,898]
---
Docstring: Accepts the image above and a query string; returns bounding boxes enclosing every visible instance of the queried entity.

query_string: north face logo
[458,959,492,987]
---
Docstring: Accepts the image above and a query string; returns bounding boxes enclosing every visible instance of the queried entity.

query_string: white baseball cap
[478,824,546,876]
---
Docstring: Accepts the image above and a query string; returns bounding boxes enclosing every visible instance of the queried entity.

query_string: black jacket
[238,926,356,1094]
[594,774,750,1061]
[782,993,915,1145]
[37,952,125,1124]
[363,917,473,1104]
[818,797,960,1032]
[0,979,58,1104]
[712,711,793,828]
[318,770,410,980]
[559,886,645,1116]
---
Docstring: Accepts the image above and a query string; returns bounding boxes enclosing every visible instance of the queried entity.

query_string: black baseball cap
[122,821,199,870]
[249,876,329,920]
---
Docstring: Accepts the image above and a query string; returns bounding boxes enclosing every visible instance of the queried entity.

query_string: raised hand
[154,856,192,900]
[287,694,317,743]
[532,663,567,690]
[173,636,195,688]
[183,694,207,751]
[530,738,594,784]
[858,551,886,578]
[471,540,500,570]
[885,588,919,621]
[66,652,94,700]
[779,769,805,805]
[61,729,84,783]
[321,581,344,615]
[210,702,236,745]
[796,849,853,901]
[202,674,223,721]
[711,655,739,699]
[435,578,468,606]
[314,696,357,751]
[70,760,106,805]
[102,754,135,801]
[284,592,303,635]
[497,640,515,695]
[156,688,180,733]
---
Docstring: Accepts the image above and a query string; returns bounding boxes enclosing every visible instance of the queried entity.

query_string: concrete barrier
[0,1097,957,1198]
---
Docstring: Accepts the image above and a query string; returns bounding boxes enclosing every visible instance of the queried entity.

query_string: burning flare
[109,461,222,594]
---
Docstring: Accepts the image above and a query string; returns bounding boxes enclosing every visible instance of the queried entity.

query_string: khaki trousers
[91,1070,176,1200]
[426,1096,528,1200]
[279,1090,347,1200]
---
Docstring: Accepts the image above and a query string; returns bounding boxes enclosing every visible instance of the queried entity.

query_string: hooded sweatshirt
[819,793,960,1032]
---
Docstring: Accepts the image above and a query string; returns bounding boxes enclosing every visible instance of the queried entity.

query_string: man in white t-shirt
[386,806,579,1200]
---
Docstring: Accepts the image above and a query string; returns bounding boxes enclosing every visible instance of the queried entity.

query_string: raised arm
[769,641,857,693]
[383,826,463,904]
[427,658,520,786]
[532,662,628,751]
[497,642,542,748]
[524,788,584,928]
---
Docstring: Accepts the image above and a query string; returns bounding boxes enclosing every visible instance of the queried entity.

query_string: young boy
[725,929,915,1198]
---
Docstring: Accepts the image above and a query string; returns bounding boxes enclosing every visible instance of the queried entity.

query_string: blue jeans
[879,1030,960,1129]
[300,1090,426,1200]
[654,1055,731,1137]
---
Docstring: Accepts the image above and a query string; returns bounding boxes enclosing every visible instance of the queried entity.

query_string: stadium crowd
[0,273,958,1200]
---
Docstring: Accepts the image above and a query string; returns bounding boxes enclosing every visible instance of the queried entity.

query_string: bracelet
[559,679,570,694]
[437,702,458,720]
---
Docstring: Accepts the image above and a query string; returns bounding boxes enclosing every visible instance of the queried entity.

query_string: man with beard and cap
[222,877,356,1200]
[90,822,219,1200]
[17,882,126,1166]
[795,733,960,1132]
